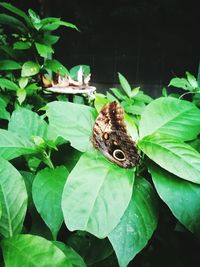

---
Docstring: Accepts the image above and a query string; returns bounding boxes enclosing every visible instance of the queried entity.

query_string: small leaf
[69,65,90,80]
[94,94,109,112]
[110,88,126,100]
[149,163,200,237]
[17,88,26,105]
[42,34,60,45]
[186,71,198,89]
[138,134,200,184]
[139,97,200,141]
[118,72,132,97]
[21,61,40,77]
[1,234,71,267]
[0,158,27,237]
[130,87,140,98]
[108,178,158,267]
[62,149,135,238]
[0,59,21,70]
[40,18,78,31]
[169,77,192,91]
[44,59,69,76]
[13,41,31,50]
[0,78,19,91]
[18,77,28,88]
[0,98,10,120]
[32,166,69,239]
[35,42,54,58]
[46,101,96,152]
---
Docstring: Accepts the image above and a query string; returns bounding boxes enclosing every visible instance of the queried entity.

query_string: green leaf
[69,65,90,80]
[124,113,139,141]
[149,163,200,237]
[28,8,41,30]
[138,134,200,184]
[139,97,200,141]
[94,94,109,112]
[0,98,10,120]
[32,166,68,239]
[122,99,145,115]
[8,107,48,140]
[168,77,192,91]
[108,178,158,267]
[20,171,35,207]
[25,83,40,95]
[18,77,28,88]
[0,13,27,32]
[13,41,31,50]
[0,129,37,160]
[110,88,126,100]
[68,232,113,266]
[62,149,135,238]
[1,234,71,267]
[35,42,54,58]
[130,87,140,98]
[0,2,31,25]
[40,18,78,31]
[0,158,27,237]
[42,34,60,45]
[44,59,69,76]
[21,61,40,77]
[54,241,86,267]
[16,88,26,105]
[186,71,198,89]
[118,72,132,97]
[0,59,21,70]
[46,101,96,152]
[0,78,19,91]
[133,90,153,103]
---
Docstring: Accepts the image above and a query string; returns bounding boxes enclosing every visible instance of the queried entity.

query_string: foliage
[0,3,200,267]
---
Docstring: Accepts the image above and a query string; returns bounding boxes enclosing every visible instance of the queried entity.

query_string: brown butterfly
[92,101,139,168]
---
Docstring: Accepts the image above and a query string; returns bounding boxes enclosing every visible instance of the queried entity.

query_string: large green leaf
[62,149,135,238]
[0,129,37,160]
[0,98,10,120]
[139,97,200,141]
[138,134,200,184]
[32,166,68,239]
[21,61,40,77]
[108,178,158,267]
[46,101,96,152]
[0,158,27,237]
[0,60,21,70]
[1,234,72,267]
[149,163,200,237]
[8,107,48,140]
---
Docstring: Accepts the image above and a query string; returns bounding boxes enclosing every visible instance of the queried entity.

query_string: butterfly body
[92,101,139,168]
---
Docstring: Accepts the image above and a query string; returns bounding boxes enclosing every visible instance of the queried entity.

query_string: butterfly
[92,101,139,168]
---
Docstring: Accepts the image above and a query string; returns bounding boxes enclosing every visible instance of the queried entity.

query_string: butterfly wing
[92,101,139,168]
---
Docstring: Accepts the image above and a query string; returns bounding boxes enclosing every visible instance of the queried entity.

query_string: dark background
[6,0,200,92]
